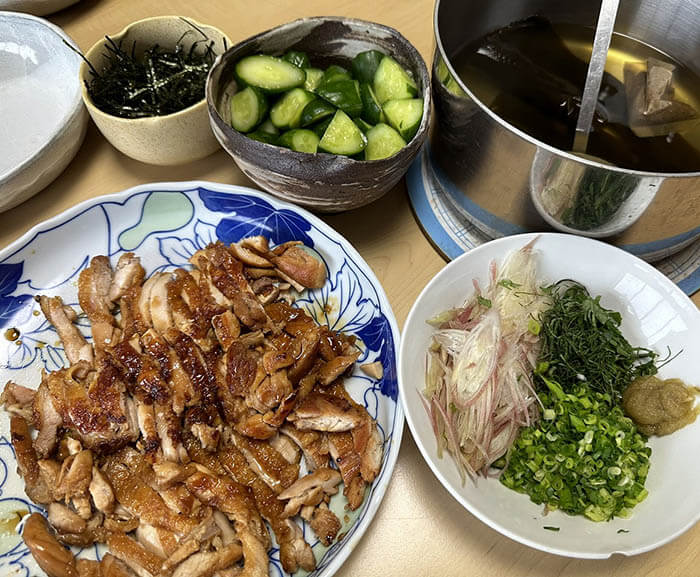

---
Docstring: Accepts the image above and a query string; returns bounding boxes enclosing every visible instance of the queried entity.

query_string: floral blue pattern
[0,182,403,577]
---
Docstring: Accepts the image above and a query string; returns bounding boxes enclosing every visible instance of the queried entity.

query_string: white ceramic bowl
[0,12,87,212]
[0,0,78,16]
[399,233,700,558]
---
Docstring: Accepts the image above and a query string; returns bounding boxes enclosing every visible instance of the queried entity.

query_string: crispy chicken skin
[3,239,383,576]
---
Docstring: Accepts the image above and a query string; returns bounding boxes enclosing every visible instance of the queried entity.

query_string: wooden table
[3,1,698,576]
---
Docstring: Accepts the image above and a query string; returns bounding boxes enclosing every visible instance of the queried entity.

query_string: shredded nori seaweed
[83,20,219,119]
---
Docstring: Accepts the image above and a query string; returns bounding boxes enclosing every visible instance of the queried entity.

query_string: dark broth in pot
[451,17,700,172]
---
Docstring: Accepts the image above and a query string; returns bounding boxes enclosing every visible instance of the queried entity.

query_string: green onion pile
[498,373,650,522]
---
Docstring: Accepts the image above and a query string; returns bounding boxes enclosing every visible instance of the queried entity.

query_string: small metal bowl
[206,17,431,213]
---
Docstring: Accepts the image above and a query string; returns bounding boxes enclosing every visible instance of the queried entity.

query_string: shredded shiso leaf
[537,281,660,402]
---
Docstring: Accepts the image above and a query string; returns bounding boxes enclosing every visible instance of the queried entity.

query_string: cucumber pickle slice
[374,56,418,103]
[279,129,320,153]
[364,123,406,160]
[270,88,316,130]
[229,87,268,132]
[235,55,305,93]
[319,110,367,155]
[383,98,423,141]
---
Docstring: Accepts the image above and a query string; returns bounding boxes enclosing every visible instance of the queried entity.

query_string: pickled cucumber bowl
[206,16,431,212]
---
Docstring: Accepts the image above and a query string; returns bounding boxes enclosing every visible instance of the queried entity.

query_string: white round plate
[399,232,700,558]
[0,181,403,576]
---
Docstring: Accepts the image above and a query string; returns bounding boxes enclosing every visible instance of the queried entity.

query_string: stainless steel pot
[431,0,700,261]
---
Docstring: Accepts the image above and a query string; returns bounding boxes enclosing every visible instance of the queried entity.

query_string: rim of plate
[398,231,700,559]
[0,180,405,576]
[0,11,85,183]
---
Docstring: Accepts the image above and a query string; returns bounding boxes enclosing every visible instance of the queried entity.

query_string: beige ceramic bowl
[80,16,230,166]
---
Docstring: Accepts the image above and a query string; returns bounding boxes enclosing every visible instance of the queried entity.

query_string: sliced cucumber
[359,82,384,125]
[278,129,320,153]
[317,77,363,117]
[374,56,418,103]
[235,55,305,93]
[319,110,367,155]
[351,50,385,83]
[364,123,406,160]
[270,88,316,130]
[383,98,423,141]
[309,116,333,138]
[303,68,324,92]
[258,118,279,135]
[322,65,351,83]
[300,98,336,127]
[354,118,373,133]
[229,87,268,132]
[247,130,278,145]
[283,50,310,69]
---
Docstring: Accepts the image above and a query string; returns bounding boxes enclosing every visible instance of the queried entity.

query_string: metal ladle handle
[572,0,621,154]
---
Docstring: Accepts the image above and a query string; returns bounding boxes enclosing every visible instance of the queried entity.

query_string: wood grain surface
[1,1,698,576]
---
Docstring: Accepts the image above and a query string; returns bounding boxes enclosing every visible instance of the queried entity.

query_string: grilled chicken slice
[317,353,360,386]
[106,531,165,577]
[234,522,270,577]
[56,449,93,499]
[211,310,240,351]
[22,513,78,577]
[170,542,243,577]
[10,415,52,503]
[216,445,315,574]
[269,245,326,289]
[32,378,64,458]
[48,502,87,534]
[102,448,200,536]
[326,383,383,483]
[89,466,116,514]
[78,256,118,353]
[277,467,342,518]
[109,253,145,303]
[288,392,364,432]
[328,432,366,510]
[0,381,35,420]
[39,296,93,365]
[268,433,301,465]
[230,432,299,494]
[136,523,180,558]
[100,554,136,577]
[279,424,329,470]
[185,470,268,547]
[309,502,341,546]
[352,417,383,483]
[43,361,138,453]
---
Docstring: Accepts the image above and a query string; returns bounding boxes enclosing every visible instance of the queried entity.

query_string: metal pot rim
[432,0,700,178]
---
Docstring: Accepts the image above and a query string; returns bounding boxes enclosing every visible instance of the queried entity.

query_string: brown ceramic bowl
[206,17,431,213]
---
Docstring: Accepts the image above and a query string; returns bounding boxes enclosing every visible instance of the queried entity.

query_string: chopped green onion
[498,278,521,289]
[500,379,651,522]
[477,295,492,308]
[543,526,560,531]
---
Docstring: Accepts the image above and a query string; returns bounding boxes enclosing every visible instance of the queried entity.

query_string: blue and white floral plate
[0,181,403,577]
